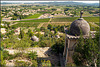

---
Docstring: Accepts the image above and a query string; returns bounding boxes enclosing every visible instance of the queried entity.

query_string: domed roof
[69,18,90,36]
[31,36,39,42]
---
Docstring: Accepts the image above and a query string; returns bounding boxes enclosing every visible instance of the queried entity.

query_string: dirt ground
[5,47,60,66]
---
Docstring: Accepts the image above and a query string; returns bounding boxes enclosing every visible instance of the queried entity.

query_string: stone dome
[31,36,39,42]
[69,18,90,36]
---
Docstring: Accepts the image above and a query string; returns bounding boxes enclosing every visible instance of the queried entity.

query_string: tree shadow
[37,48,60,67]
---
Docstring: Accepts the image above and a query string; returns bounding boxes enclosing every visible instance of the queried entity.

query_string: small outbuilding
[31,35,39,42]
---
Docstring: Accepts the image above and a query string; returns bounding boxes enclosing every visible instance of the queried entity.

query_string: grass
[24,14,41,19]
[17,18,50,22]
[51,17,99,22]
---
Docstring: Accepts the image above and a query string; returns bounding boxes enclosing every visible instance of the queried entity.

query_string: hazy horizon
[1,1,99,4]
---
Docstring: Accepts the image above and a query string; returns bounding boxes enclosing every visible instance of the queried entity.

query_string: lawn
[24,14,41,19]
[17,18,50,22]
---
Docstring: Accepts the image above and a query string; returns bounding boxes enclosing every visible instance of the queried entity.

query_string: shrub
[39,41,47,47]
[3,50,14,60]
[31,60,38,67]
[14,52,28,58]
[66,63,76,66]
[40,27,45,32]
[15,60,31,67]
[31,42,38,47]
[41,60,51,67]
[0,51,6,67]
[28,51,37,60]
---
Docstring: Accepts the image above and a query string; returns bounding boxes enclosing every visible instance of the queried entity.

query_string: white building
[1,28,6,34]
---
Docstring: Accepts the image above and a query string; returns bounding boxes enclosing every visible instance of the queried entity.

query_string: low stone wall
[4,47,50,57]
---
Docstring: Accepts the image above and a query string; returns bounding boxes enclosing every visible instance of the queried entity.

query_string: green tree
[19,28,25,39]
[73,33,99,67]
[6,22,10,28]
[0,33,4,38]
[47,24,53,31]
[51,38,64,54]
[6,30,14,36]
[0,43,6,66]
[27,29,34,37]
[44,29,50,37]
[54,28,58,34]
[0,51,6,67]
[11,16,17,20]
[40,27,45,32]
[14,12,18,16]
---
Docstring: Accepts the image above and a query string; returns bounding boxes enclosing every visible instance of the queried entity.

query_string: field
[51,17,99,22]
[51,17,79,22]
[24,14,41,19]
[11,22,40,28]
[95,22,99,26]
[17,18,50,22]
[42,22,71,27]
[84,17,99,22]
[14,17,99,29]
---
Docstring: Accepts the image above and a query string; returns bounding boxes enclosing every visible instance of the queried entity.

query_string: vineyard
[51,17,99,22]
[16,18,50,22]
[11,22,40,28]
[94,22,99,26]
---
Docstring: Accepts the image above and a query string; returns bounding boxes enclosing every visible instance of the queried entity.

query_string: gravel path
[37,23,44,28]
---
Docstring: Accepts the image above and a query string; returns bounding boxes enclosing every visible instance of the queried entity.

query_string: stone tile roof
[66,31,96,39]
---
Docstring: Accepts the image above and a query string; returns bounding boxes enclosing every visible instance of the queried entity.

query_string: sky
[1,1,99,3]
[74,1,99,3]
